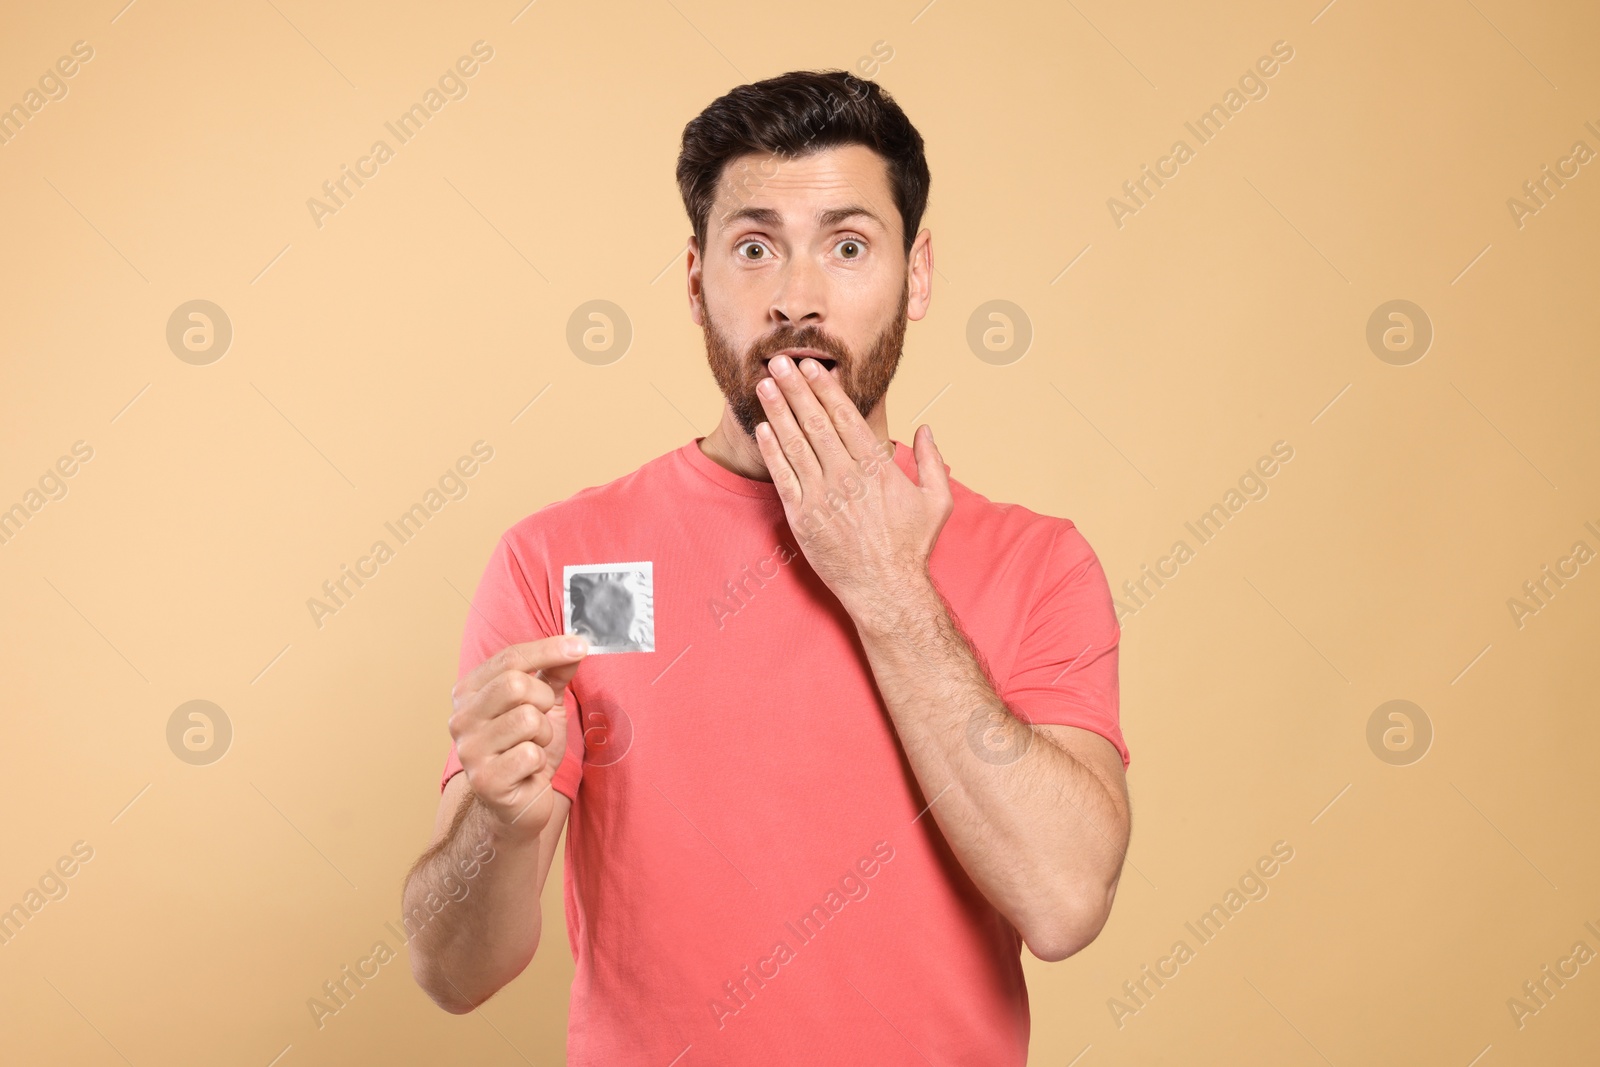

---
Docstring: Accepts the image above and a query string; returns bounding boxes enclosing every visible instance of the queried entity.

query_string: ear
[907,228,933,323]
[686,235,705,327]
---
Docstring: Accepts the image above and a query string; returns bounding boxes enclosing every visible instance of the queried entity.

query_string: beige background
[2,0,1596,1063]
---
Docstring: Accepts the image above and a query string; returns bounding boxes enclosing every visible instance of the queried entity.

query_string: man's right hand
[448,635,589,841]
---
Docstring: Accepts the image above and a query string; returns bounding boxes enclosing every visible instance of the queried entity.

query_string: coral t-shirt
[439,436,1127,1066]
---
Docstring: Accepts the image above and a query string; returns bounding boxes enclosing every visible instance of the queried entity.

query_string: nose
[769,255,826,331]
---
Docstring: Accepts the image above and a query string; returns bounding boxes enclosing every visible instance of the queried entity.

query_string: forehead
[710,143,898,237]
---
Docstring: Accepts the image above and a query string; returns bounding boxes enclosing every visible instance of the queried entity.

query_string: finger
[797,355,882,467]
[914,424,949,495]
[481,701,555,756]
[454,634,588,705]
[756,358,824,487]
[754,420,802,507]
[534,654,583,710]
[765,354,848,476]
[450,652,581,746]
[485,739,548,796]
[466,669,556,725]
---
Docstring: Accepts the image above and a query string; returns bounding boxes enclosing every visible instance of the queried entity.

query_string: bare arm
[851,579,1130,962]
[402,773,570,1012]
[745,354,1129,964]
[403,635,588,1012]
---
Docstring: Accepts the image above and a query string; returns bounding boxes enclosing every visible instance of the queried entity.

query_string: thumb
[539,637,589,708]
[914,425,948,493]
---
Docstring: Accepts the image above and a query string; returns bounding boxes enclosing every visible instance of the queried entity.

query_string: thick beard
[703,284,910,438]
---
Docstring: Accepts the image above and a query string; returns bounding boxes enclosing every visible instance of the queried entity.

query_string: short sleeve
[440,533,585,800]
[1000,520,1129,769]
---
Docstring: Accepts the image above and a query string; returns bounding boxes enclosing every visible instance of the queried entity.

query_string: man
[402,69,1132,1065]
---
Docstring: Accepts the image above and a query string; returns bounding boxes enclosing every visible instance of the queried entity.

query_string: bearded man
[403,68,1131,1067]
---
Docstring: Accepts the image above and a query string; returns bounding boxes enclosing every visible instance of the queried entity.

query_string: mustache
[748,331,848,364]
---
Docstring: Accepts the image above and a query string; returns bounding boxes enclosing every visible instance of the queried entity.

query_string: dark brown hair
[676,70,931,259]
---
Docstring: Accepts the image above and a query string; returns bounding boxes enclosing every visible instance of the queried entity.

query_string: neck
[699,403,891,482]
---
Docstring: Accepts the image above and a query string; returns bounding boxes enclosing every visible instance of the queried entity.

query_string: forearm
[403,790,546,1012]
[850,578,1128,959]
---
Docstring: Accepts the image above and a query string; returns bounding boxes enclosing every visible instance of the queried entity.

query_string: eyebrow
[717,204,888,233]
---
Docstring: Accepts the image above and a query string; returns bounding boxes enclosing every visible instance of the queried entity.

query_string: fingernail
[566,638,588,656]
[758,377,778,397]
[800,358,820,379]
[771,354,792,375]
